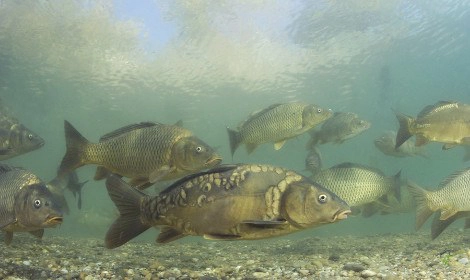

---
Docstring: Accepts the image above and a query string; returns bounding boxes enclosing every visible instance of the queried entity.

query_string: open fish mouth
[332,210,351,222]
[205,156,222,166]
[45,216,63,226]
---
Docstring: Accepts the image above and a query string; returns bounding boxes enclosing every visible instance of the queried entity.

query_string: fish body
[58,121,222,188]
[374,131,427,158]
[0,102,44,160]
[395,101,470,154]
[104,164,350,248]
[305,147,323,175]
[0,164,63,244]
[227,102,332,156]
[307,112,370,148]
[311,162,401,208]
[407,168,470,238]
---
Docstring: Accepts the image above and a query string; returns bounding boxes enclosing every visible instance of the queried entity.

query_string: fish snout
[333,209,351,222]
[206,156,222,166]
[45,215,64,226]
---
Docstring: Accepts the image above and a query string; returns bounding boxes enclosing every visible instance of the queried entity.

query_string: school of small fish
[0,98,469,247]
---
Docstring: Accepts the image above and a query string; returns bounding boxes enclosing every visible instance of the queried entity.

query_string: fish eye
[317,108,322,113]
[28,134,34,140]
[318,194,328,203]
[195,146,203,153]
[34,199,42,209]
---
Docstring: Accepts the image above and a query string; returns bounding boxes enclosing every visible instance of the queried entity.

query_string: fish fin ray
[226,127,241,157]
[245,143,258,154]
[94,166,111,180]
[156,227,186,243]
[395,113,414,148]
[407,181,433,230]
[4,231,13,245]
[105,175,150,249]
[99,122,159,141]
[29,229,44,239]
[273,140,287,150]
[58,121,90,177]
[203,233,242,240]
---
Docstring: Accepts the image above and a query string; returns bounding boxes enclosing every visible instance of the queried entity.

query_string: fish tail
[395,113,415,148]
[392,170,402,202]
[58,121,90,178]
[227,127,241,157]
[105,174,151,249]
[407,181,433,230]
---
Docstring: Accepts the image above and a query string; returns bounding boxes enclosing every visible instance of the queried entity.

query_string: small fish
[306,112,370,148]
[395,101,470,161]
[57,120,222,189]
[0,101,44,160]
[227,102,332,156]
[374,131,427,158]
[305,147,323,175]
[407,168,470,239]
[311,162,401,209]
[66,171,88,210]
[104,164,350,248]
[0,164,63,245]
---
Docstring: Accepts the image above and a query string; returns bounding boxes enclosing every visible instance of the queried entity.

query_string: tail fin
[227,127,241,157]
[395,113,414,148]
[57,121,90,178]
[392,170,402,202]
[105,174,151,249]
[407,181,433,230]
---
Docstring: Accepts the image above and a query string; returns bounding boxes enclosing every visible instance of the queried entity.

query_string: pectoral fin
[128,177,152,189]
[3,231,13,245]
[442,143,457,150]
[203,233,242,240]
[149,166,174,183]
[273,140,287,150]
[415,135,429,147]
[29,229,44,239]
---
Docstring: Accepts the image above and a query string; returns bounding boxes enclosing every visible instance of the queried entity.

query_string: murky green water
[1,0,469,246]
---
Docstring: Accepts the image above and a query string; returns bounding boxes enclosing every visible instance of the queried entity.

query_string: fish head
[302,105,333,128]
[281,180,350,228]
[374,131,395,151]
[9,124,45,154]
[15,183,64,229]
[174,136,222,171]
[348,117,371,137]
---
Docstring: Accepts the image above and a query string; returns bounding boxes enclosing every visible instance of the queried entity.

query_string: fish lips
[44,215,64,227]
[332,209,351,222]
[205,156,222,166]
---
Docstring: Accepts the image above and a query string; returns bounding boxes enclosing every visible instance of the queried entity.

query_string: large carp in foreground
[104,164,351,248]
[57,120,222,189]
[0,164,63,245]
[227,102,332,156]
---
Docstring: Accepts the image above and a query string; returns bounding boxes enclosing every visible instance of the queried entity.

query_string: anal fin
[29,229,44,239]
[156,227,186,243]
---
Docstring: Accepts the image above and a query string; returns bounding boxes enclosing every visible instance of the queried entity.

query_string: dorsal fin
[417,101,457,119]
[239,104,283,127]
[159,164,239,195]
[99,122,160,142]
[437,167,470,190]
[330,162,385,175]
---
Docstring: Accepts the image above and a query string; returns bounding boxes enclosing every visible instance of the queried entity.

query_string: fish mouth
[332,209,351,222]
[45,216,63,226]
[206,156,222,166]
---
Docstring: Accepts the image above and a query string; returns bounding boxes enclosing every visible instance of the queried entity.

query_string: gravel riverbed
[1,229,469,279]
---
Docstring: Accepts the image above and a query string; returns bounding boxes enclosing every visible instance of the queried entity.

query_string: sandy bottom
[1,229,469,279]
